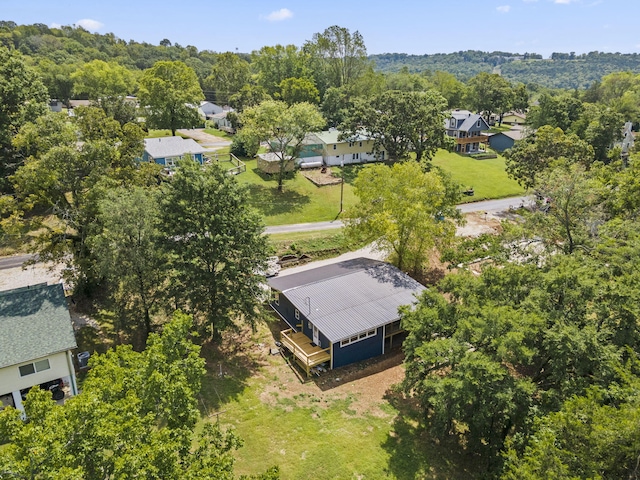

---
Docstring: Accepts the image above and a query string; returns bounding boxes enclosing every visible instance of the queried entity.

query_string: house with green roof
[0,283,78,411]
[301,130,385,166]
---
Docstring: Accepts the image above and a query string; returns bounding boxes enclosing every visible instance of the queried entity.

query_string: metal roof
[268,258,425,343]
[144,136,207,159]
[0,283,77,369]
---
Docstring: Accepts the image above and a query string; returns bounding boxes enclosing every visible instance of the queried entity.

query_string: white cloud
[264,8,293,22]
[497,5,511,12]
[76,18,103,31]
[49,22,61,29]
[553,0,575,4]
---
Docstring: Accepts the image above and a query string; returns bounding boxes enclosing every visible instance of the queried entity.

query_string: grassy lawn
[234,151,522,226]
[236,159,357,225]
[198,323,475,479]
[203,127,233,140]
[146,129,189,138]
[432,149,524,201]
[268,230,363,259]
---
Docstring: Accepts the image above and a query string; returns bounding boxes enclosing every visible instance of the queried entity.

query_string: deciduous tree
[240,100,324,192]
[345,162,459,274]
[139,60,204,135]
[161,160,270,336]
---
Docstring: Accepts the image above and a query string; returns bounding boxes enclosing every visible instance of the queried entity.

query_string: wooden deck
[280,328,330,377]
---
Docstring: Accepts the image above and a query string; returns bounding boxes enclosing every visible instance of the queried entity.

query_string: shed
[486,129,525,152]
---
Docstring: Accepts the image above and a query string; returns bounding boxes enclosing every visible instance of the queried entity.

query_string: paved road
[0,254,37,270]
[264,195,531,234]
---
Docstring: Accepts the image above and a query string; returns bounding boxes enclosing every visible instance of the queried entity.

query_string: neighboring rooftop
[144,136,207,159]
[308,130,369,145]
[0,283,77,369]
[268,258,426,343]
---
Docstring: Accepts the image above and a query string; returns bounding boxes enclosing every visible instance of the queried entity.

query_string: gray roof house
[446,110,491,154]
[486,128,526,152]
[143,136,208,169]
[268,258,425,375]
[0,283,78,411]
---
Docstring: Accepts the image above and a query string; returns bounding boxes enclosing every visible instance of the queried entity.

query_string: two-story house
[445,110,490,154]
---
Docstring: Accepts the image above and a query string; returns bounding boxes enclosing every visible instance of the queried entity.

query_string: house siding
[488,134,515,152]
[0,351,74,396]
[332,328,383,369]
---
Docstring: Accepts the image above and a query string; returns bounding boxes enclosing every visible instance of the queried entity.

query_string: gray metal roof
[269,258,425,343]
[0,283,77,369]
[144,136,207,159]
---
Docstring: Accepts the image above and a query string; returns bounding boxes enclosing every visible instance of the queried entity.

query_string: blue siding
[270,295,301,331]
[489,134,515,152]
[332,329,383,369]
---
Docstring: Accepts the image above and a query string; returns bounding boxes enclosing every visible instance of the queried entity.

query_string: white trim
[294,309,300,320]
[274,292,279,306]
[340,329,377,347]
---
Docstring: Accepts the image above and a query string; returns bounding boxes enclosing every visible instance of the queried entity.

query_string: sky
[2,0,639,58]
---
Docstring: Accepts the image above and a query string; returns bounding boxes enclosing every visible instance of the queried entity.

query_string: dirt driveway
[177,128,231,150]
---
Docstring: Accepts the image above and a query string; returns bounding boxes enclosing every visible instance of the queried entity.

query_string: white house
[0,283,78,411]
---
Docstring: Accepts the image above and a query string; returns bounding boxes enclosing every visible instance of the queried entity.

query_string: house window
[339,329,377,347]
[333,144,337,150]
[359,141,362,147]
[295,309,300,320]
[348,142,354,147]
[450,119,455,127]
[477,120,481,127]
[352,153,359,160]
[274,292,279,306]
[19,359,50,377]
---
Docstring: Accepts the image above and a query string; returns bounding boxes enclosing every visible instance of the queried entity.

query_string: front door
[312,324,319,346]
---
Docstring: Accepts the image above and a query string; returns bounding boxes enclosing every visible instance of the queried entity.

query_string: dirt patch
[208,320,405,418]
[457,211,503,237]
[300,168,343,186]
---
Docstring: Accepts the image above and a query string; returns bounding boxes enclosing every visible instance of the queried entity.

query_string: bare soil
[300,168,343,186]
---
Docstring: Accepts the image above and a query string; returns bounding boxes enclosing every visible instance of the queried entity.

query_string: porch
[280,328,331,377]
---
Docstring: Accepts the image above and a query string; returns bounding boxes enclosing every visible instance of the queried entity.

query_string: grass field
[236,159,357,225]
[433,150,524,201]
[198,323,475,479]
[236,150,523,225]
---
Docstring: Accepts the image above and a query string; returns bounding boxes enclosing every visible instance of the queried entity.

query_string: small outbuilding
[268,258,426,375]
[0,283,78,411]
[486,129,526,152]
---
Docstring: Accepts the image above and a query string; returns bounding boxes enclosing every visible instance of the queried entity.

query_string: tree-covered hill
[370,50,640,89]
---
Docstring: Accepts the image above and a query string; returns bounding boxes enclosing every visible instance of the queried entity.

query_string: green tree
[72,59,137,124]
[0,45,48,192]
[0,312,279,479]
[466,72,514,124]
[204,52,251,105]
[278,77,320,105]
[428,70,466,108]
[341,90,449,163]
[345,162,459,274]
[527,92,584,132]
[91,187,167,347]
[228,84,271,112]
[305,25,368,91]
[138,60,204,135]
[504,125,595,189]
[240,100,325,192]
[571,103,624,163]
[11,107,146,292]
[161,160,270,336]
[251,45,311,97]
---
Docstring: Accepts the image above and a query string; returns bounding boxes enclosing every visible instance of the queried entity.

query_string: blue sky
[2,0,638,58]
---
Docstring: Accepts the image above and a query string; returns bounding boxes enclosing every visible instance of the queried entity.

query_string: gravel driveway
[177,128,231,150]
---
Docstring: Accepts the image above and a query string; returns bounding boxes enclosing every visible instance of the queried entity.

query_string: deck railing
[280,328,330,376]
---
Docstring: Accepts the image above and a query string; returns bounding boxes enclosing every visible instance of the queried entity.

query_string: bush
[230,131,259,158]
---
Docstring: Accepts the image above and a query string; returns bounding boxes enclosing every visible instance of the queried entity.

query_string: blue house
[268,258,426,376]
[143,136,207,170]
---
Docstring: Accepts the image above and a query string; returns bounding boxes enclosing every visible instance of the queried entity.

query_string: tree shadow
[198,323,273,414]
[245,182,311,218]
[340,164,365,184]
[381,389,479,479]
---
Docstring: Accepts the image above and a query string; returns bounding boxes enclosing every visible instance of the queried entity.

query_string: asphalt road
[0,254,37,270]
[264,195,530,234]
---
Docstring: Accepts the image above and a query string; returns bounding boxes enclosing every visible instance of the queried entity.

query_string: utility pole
[340,160,344,214]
